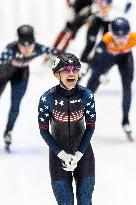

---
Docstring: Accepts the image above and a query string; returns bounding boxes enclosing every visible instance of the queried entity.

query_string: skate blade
[5,144,11,153]
[126,133,134,142]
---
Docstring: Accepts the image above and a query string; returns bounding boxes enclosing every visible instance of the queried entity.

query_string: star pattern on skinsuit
[86,102,91,106]
[90,114,95,118]
[59,100,64,106]
[40,108,43,112]
[40,117,44,122]
[86,110,90,114]
[42,46,46,52]
[44,105,49,109]
[41,96,46,102]
[3,54,8,59]
[16,53,23,58]
[45,114,49,117]
[89,94,93,99]
[91,103,95,109]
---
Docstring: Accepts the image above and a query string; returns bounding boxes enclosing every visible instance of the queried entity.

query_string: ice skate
[4,131,12,151]
[123,124,134,142]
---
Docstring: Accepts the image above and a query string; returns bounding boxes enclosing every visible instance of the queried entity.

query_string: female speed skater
[38,53,96,205]
[87,17,136,141]
[0,24,59,150]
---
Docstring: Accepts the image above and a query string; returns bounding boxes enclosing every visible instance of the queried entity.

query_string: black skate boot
[122,124,134,142]
[4,131,12,151]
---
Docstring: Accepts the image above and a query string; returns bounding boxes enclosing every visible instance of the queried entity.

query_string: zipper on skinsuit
[67,97,71,145]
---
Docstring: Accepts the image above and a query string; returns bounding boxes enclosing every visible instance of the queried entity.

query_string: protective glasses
[60,65,80,74]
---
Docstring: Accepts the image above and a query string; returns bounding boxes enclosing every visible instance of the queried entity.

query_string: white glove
[57,150,74,167]
[62,162,77,172]
[71,151,83,165]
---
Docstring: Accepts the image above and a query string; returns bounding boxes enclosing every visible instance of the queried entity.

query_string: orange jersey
[102,32,136,54]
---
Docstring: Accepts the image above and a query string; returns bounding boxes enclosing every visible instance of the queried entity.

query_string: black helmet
[52,53,81,73]
[17,25,35,45]
[111,17,130,36]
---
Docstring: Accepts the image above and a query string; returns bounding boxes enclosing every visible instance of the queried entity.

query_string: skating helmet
[111,17,130,36]
[52,53,81,73]
[17,25,35,46]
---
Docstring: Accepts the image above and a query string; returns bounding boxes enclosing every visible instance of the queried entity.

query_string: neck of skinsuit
[57,84,78,98]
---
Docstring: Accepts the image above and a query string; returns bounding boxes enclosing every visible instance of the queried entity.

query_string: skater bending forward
[0,24,59,148]
[38,53,96,205]
[87,17,136,139]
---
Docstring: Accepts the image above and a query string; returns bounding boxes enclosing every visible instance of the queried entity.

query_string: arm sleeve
[35,44,60,57]
[0,45,14,65]
[124,2,132,13]
[78,90,96,154]
[38,92,62,155]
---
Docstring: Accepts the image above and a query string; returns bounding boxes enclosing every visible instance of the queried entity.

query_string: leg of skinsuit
[117,52,134,126]
[0,63,15,96]
[80,18,102,63]
[87,51,115,92]
[0,80,8,96]
[53,22,74,52]
[76,177,95,205]
[54,31,66,48]
[49,150,74,205]
[5,67,29,133]
[102,21,110,35]
[51,180,74,205]
[73,145,95,205]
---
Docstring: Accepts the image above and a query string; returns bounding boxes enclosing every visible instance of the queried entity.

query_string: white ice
[0,0,136,205]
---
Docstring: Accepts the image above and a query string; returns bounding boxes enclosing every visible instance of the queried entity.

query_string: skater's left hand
[71,151,83,165]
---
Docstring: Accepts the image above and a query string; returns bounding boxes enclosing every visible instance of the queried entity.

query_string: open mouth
[67,79,75,83]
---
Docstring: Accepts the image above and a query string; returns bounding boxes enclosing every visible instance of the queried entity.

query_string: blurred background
[0,0,136,205]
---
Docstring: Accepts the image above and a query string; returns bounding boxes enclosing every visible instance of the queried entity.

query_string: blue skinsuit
[0,41,58,133]
[38,84,96,205]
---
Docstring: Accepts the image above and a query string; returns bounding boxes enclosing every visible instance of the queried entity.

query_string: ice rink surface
[0,0,136,205]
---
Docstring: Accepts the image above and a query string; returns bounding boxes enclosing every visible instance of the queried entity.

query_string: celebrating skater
[87,17,136,141]
[38,53,96,205]
[0,24,59,150]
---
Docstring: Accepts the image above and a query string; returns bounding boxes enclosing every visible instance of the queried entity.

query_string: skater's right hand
[57,150,74,167]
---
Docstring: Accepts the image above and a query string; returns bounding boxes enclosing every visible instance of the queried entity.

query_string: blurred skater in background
[87,17,136,141]
[0,24,59,150]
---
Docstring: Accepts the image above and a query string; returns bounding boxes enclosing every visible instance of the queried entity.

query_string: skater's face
[55,64,79,90]
[18,43,35,57]
[113,34,129,46]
